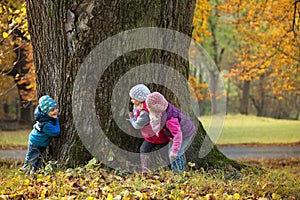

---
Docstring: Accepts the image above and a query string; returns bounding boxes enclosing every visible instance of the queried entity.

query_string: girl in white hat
[128,84,170,173]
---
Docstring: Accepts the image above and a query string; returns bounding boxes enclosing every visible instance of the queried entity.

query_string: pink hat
[146,92,168,112]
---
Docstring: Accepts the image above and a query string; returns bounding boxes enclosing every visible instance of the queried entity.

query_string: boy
[20,95,60,174]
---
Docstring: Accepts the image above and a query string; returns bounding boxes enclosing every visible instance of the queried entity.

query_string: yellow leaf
[107,149,115,161]
[233,193,240,199]
[52,180,57,188]
[226,195,233,200]
[272,193,281,200]
[26,84,34,90]
[37,174,44,179]
[36,178,43,183]
[41,187,47,198]
[133,191,141,196]
[107,193,113,200]
[2,32,9,38]
[103,186,113,192]
[14,9,20,14]
[45,175,51,181]
[23,179,30,186]
[25,33,30,40]
[16,17,23,24]
[21,6,26,14]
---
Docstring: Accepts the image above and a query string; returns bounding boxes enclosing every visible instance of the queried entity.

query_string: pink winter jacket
[131,102,170,144]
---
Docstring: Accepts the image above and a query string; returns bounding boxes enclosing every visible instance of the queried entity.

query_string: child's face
[131,98,142,106]
[48,107,59,118]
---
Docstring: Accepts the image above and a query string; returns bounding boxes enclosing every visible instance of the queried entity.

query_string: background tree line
[192,0,300,120]
[0,0,299,130]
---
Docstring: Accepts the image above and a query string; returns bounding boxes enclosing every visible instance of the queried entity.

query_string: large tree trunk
[26,0,241,170]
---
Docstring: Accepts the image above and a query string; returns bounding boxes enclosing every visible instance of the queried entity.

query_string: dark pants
[140,140,168,153]
[139,140,168,172]
[23,142,46,171]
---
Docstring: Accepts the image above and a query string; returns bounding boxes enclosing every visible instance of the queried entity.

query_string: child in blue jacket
[20,95,60,173]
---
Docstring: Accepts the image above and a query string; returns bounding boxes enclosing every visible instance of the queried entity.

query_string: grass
[0,129,29,148]
[0,114,299,148]
[200,114,300,145]
[0,159,299,199]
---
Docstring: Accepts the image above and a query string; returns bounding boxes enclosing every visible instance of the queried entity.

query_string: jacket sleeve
[42,118,60,137]
[129,110,150,129]
[166,117,182,155]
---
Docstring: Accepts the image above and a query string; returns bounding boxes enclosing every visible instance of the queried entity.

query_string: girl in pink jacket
[146,92,195,173]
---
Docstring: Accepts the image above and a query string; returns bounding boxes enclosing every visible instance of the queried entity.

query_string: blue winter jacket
[29,106,60,147]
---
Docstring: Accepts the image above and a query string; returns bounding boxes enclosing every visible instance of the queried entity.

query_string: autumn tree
[219,0,300,118]
[188,0,212,114]
[190,0,241,115]
[0,1,36,124]
[26,0,242,171]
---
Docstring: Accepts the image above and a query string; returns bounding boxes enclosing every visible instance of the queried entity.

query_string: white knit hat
[129,84,151,102]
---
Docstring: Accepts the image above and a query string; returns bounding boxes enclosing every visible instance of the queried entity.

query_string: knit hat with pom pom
[146,92,168,113]
[38,95,57,114]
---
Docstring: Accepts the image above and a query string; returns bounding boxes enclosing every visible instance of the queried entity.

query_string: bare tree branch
[292,0,300,36]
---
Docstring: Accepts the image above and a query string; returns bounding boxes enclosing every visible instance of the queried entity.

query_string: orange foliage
[0,1,36,103]
[218,0,300,97]
[192,0,212,43]
[189,75,210,103]
[190,0,212,103]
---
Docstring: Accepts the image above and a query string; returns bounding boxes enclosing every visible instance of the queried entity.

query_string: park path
[219,145,300,159]
[1,145,300,160]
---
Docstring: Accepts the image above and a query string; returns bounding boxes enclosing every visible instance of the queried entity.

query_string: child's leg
[33,146,47,170]
[140,140,156,153]
[23,142,32,168]
[140,140,156,173]
[24,142,46,171]
[169,136,193,173]
[169,155,182,173]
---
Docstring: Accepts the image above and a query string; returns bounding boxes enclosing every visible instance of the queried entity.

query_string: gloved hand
[169,151,177,159]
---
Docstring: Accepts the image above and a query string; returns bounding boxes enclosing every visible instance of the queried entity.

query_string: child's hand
[128,112,134,118]
[169,152,177,159]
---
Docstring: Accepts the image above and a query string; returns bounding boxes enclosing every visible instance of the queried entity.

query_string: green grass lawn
[0,114,299,148]
[200,114,300,145]
[0,129,29,148]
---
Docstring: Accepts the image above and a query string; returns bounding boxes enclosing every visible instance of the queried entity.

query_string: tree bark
[26,0,241,170]
[251,77,265,117]
[240,80,250,115]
